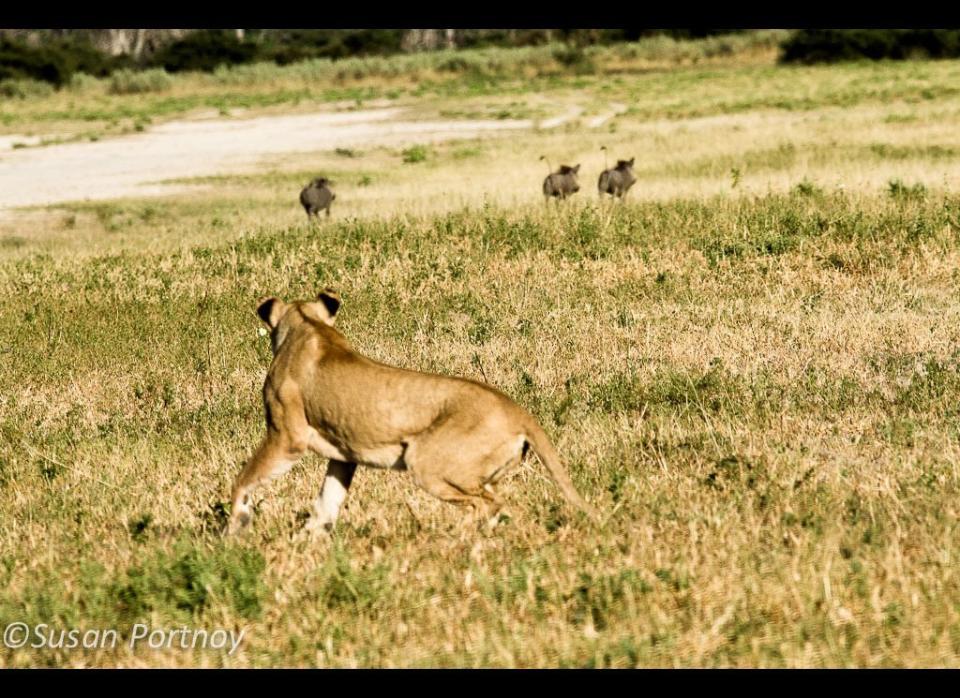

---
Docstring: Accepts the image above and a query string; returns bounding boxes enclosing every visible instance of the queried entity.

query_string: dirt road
[0,106,558,211]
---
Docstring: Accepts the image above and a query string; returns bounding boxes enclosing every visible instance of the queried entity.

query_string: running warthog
[541,158,581,201]
[598,157,636,199]
[300,177,336,219]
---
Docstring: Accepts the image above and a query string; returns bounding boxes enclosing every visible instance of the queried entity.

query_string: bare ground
[0,105,575,212]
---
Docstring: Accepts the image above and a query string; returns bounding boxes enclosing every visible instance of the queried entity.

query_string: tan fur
[226,289,600,537]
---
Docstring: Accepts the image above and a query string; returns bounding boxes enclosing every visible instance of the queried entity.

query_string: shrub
[0,36,116,86]
[794,178,824,197]
[402,145,429,163]
[552,45,595,73]
[257,29,405,65]
[108,68,172,95]
[0,77,54,99]
[67,71,101,92]
[887,179,927,201]
[148,30,258,73]
[113,541,266,622]
[780,29,960,64]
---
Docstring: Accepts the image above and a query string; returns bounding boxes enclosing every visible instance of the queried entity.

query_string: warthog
[541,158,581,201]
[300,177,336,219]
[598,157,636,199]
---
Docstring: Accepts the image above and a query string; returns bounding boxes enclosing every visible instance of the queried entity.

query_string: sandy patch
[0,105,583,211]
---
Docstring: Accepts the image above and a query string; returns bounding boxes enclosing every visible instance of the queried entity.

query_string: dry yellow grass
[2,47,960,668]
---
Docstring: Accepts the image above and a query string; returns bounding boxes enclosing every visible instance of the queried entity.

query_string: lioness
[226,289,599,537]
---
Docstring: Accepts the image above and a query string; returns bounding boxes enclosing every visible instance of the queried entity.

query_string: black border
[1,666,956,676]
[3,4,960,30]
[5,4,960,679]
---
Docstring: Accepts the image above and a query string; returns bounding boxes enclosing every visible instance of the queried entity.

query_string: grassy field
[0,32,787,142]
[3,36,960,667]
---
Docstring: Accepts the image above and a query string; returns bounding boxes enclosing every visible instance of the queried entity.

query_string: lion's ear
[317,288,341,319]
[256,297,288,329]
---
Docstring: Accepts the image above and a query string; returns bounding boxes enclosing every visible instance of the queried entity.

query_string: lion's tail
[523,416,601,525]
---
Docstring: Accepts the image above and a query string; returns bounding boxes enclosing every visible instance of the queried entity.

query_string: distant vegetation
[781,29,960,64]
[0,36,125,86]
[8,30,960,91]
[0,29,757,87]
